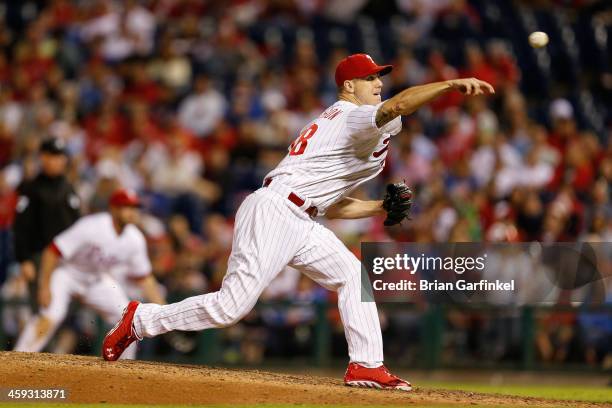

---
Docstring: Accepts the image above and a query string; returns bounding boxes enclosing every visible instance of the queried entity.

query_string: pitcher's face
[351,74,384,105]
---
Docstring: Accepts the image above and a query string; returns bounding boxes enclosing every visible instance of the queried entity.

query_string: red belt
[263,178,318,217]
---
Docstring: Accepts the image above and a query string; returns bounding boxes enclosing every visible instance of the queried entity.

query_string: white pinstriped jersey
[53,213,151,280]
[132,103,393,366]
[264,100,402,214]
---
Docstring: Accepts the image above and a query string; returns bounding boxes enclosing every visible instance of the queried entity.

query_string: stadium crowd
[0,0,610,369]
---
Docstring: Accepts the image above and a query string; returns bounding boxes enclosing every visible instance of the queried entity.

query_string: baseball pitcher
[103,54,494,389]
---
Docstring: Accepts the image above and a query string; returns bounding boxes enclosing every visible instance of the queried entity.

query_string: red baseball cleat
[344,363,412,391]
[102,301,140,361]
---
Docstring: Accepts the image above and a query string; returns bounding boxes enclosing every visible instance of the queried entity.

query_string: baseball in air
[528,31,549,48]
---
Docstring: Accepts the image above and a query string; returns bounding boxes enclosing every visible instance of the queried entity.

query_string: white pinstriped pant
[15,269,137,359]
[133,186,383,364]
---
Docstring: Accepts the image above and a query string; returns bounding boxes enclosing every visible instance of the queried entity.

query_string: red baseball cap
[335,53,393,88]
[109,188,141,208]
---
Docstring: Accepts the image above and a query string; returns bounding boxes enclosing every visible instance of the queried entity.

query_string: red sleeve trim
[48,242,63,258]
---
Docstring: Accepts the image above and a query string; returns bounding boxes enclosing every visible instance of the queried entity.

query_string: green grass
[420,381,612,403]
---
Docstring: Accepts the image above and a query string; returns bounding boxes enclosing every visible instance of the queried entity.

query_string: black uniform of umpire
[12,138,80,310]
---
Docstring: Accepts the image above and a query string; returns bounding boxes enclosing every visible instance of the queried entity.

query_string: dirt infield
[0,352,607,407]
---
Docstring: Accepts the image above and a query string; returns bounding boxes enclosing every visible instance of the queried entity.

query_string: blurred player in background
[12,138,80,312]
[14,188,165,359]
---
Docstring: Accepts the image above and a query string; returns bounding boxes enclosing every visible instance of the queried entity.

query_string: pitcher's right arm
[375,78,495,127]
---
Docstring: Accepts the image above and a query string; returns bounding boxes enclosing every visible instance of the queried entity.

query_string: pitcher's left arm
[325,197,384,219]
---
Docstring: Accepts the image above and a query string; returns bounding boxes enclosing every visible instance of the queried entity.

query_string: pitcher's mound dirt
[0,352,604,406]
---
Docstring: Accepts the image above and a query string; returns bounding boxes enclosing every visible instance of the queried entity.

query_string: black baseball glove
[382,182,413,226]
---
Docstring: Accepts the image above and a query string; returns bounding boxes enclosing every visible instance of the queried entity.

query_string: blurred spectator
[165,214,207,293]
[516,190,545,241]
[431,0,480,64]
[0,171,17,284]
[178,75,227,138]
[425,51,463,114]
[150,37,192,94]
[80,0,156,62]
[460,43,497,88]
